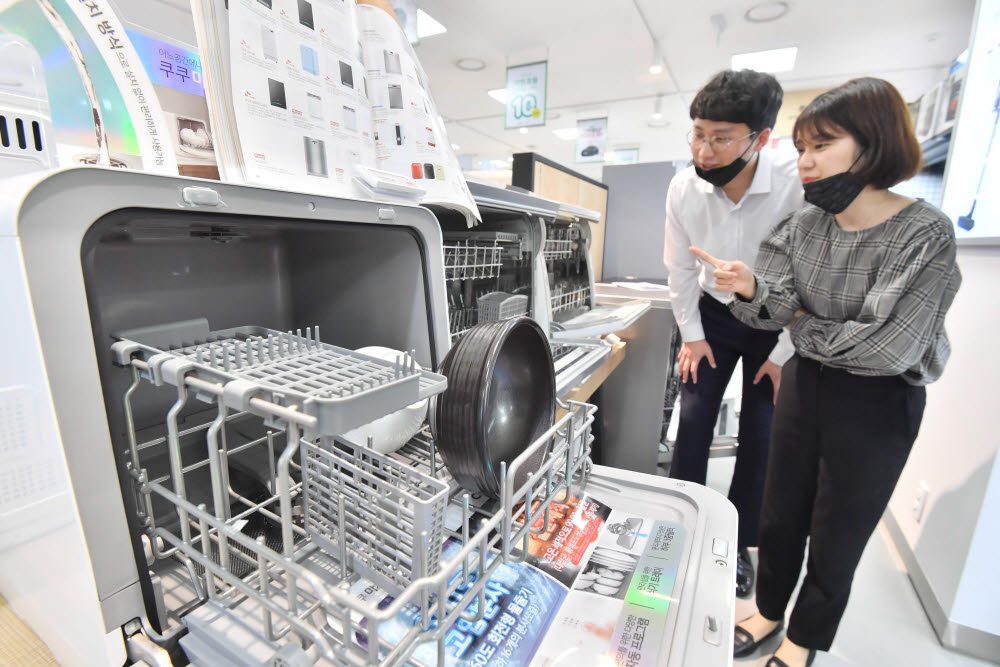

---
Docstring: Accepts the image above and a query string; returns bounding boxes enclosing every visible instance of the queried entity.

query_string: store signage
[505,61,547,128]
[575,117,607,163]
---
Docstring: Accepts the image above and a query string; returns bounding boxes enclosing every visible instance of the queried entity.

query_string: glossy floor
[703,457,997,667]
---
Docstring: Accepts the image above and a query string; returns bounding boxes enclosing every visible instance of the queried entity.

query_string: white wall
[887,245,1000,634]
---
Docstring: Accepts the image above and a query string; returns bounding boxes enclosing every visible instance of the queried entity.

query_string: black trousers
[670,294,779,549]
[756,355,926,650]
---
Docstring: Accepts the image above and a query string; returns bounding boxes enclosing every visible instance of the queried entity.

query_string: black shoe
[765,649,816,667]
[736,546,755,599]
[733,619,783,658]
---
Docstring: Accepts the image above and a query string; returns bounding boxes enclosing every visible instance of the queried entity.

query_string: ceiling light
[649,40,665,75]
[451,143,460,150]
[519,127,528,135]
[744,1,790,23]
[650,41,666,75]
[651,94,664,120]
[416,9,446,39]
[487,88,508,104]
[647,118,669,128]
[553,128,578,140]
[455,57,486,71]
[731,46,797,73]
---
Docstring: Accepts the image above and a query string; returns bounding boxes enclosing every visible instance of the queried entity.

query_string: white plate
[341,346,428,454]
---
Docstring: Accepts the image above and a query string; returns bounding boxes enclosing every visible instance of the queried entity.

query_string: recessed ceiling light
[416,9,447,39]
[487,88,508,104]
[731,46,797,73]
[553,128,577,140]
[744,1,789,23]
[455,57,486,71]
[519,127,528,134]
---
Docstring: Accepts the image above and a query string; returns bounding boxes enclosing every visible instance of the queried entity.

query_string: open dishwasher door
[529,467,737,667]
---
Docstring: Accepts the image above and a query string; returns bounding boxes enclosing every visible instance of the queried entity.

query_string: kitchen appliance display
[0,169,735,667]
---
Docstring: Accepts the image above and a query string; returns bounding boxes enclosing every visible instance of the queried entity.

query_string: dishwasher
[0,167,736,667]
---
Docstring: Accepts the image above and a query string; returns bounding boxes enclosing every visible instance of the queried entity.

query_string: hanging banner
[62,0,178,173]
[505,60,547,128]
[575,117,607,163]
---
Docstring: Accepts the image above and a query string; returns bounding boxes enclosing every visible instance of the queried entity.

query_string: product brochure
[195,0,478,220]
[330,494,685,665]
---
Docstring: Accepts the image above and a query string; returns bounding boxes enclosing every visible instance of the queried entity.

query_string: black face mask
[803,151,867,214]
[694,136,757,187]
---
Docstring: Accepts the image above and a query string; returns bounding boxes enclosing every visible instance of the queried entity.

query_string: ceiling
[411,0,976,179]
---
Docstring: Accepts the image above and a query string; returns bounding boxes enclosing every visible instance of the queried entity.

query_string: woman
[691,77,961,667]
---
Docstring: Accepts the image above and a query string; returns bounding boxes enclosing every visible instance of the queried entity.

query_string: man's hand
[678,339,716,384]
[753,359,783,405]
[689,246,756,300]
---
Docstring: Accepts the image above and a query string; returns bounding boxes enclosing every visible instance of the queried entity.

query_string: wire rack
[111,325,445,438]
[550,286,591,314]
[442,240,503,281]
[476,292,529,324]
[116,345,596,665]
[302,437,448,592]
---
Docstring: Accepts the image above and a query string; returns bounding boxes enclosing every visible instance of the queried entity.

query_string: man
[663,69,803,598]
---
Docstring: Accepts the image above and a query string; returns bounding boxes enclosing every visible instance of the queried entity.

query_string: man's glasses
[686,129,757,152]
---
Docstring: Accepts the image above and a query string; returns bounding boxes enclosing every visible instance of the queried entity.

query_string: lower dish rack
[115,329,596,666]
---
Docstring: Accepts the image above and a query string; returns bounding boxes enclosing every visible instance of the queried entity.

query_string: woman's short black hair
[793,77,922,189]
[689,69,784,132]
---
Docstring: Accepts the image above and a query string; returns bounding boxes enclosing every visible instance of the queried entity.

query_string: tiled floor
[704,457,998,667]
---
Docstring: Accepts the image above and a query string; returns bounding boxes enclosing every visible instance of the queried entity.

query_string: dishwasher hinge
[124,621,174,667]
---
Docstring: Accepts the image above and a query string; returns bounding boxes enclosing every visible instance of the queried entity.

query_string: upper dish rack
[111,322,446,438]
[441,231,522,282]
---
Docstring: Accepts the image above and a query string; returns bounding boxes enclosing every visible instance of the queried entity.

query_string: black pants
[756,355,926,650]
[670,294,779,549]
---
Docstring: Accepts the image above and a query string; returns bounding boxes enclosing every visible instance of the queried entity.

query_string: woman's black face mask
[803,150,868,214]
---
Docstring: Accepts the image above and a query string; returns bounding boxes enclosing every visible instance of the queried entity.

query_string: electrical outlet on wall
[913,481,930,523]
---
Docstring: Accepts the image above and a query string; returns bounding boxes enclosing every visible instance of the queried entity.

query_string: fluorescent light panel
[417,9,447,39]
[731,46,797,73]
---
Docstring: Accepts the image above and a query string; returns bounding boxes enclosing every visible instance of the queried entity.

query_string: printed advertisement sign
[576,116,607,163]
[505,60,547,128]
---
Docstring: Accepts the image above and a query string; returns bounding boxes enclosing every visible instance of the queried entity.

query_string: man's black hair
[689,69,784,132]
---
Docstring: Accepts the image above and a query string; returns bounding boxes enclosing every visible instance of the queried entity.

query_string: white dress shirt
[663,147,803,365]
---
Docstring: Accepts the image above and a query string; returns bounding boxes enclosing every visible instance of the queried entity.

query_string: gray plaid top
[729,199,961,385]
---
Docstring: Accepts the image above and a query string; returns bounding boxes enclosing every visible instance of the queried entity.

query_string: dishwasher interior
[431,206,536,343]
